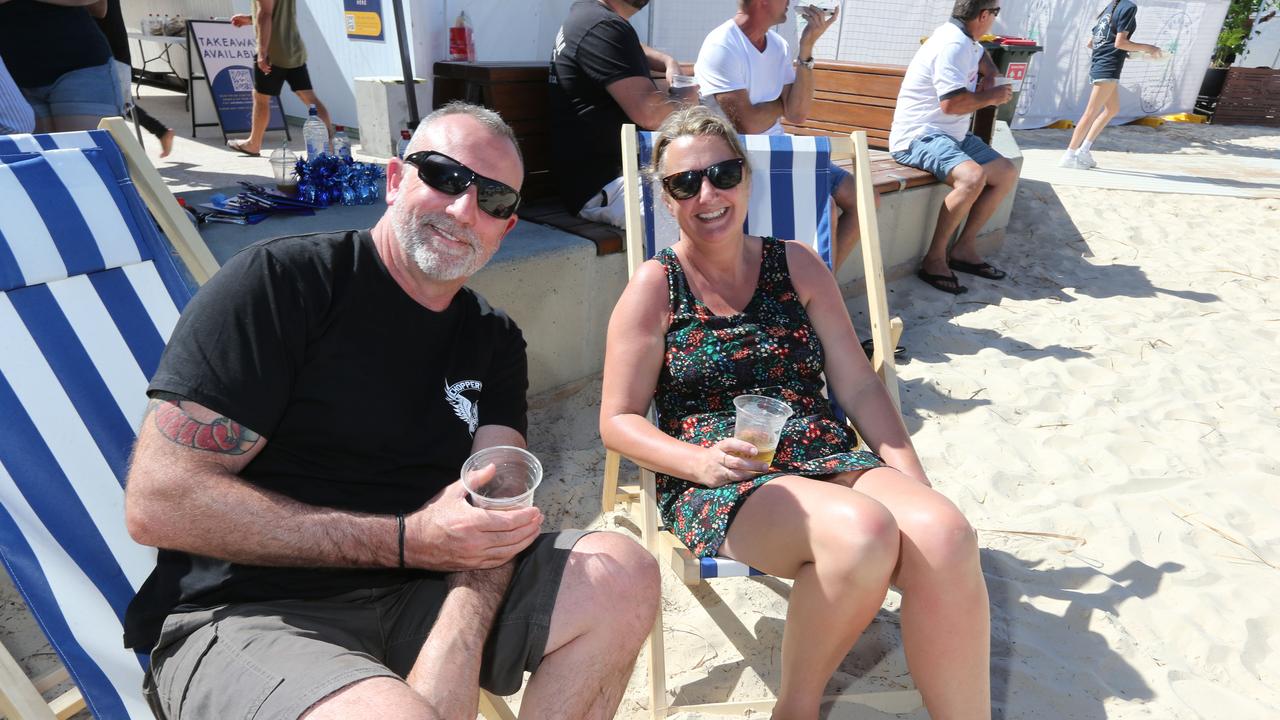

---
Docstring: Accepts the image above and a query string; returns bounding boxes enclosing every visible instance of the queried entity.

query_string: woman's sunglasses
[661,158,746,200]
[402,151,522,219]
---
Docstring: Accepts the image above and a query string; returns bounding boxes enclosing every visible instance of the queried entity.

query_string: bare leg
[230,91,272,154]
[849,467,991,719]
[1084,82,1121,145]
[520,532,659,718]
[950,158,1018,265]
[720,475,899,719]
[830,174,881,271]
[296,89,333,138]
[922,161,987,279]
[1068,83,1112,150]
[301,676,433,719]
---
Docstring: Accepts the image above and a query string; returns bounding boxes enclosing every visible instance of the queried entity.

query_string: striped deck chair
[600,125,916,718]
[0,121,515,720]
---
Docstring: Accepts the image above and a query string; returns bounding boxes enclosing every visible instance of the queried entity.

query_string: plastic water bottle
[396,129,411,159]
[332,125,351,162]
[303,105,328,161]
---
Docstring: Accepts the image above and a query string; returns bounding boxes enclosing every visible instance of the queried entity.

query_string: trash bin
[981,37,1043,123]
[354,77,431,158]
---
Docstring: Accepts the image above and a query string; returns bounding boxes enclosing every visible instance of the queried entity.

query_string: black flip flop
[948,258,1007,280]
[861,338,907,360]
[917,268,968,295]
[226,139,260,157]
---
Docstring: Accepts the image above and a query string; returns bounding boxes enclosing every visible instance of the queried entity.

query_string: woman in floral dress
[600,106,992,720]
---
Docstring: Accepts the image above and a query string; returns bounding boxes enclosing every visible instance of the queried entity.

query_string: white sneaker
[1076,149,1097,169]
[1059,151,1081,168]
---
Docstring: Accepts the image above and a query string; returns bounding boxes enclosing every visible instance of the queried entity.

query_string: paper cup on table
[732,395,794,466]
[460,446,543,510]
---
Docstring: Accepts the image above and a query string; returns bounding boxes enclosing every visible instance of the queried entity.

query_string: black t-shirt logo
[445,378,483,435]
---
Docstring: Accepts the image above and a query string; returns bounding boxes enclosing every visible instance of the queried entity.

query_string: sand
[522,123,1280,719]
[4,122,1278,719]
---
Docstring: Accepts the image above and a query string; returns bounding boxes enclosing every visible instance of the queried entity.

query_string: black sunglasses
[402,151,521,219]
[661,158,746,200]
[986,6,1001,15]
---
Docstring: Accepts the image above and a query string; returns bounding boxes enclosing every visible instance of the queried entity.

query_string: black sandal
[861,338,907,360]
[948,258,1007,280]
[917,268,968,295]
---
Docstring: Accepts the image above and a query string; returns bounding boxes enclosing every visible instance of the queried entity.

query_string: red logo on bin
[1005,62,1028,81]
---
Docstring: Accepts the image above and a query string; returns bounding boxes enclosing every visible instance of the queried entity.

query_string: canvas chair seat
[601,124,915,718]
[0,123,514,720]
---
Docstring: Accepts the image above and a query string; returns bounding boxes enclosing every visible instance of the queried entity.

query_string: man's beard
[622,0,650,10]
[390,203,493,282]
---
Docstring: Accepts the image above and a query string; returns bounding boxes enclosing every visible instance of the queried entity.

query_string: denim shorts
[1090,57,1125,83]
[20,61,123,119]
[891,132,1004,182]
[828,162,852,195]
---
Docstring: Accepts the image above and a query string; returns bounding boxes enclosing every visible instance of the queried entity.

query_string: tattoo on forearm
[151,398,260,454]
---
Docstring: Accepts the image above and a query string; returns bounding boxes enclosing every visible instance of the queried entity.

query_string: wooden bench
[783,61,998,195]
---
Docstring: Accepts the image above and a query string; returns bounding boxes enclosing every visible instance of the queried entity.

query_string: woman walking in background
[1061,0,1162,169]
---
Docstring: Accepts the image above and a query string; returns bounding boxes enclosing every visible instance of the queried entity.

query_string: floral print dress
[653,237,883,558]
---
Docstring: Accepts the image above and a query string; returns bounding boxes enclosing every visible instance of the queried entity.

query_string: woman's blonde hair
[647,105,750,186]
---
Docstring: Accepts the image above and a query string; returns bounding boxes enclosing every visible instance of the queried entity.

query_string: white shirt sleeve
[931,40,974,99]
[695,32,748,96]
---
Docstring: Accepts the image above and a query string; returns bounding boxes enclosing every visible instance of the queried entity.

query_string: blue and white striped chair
[601,125,914,718]
[0,122,518,720]
[0,121,214,720]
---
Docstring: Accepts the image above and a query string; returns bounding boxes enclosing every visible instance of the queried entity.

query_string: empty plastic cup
[732,395,794,466]
[460,446,543,510]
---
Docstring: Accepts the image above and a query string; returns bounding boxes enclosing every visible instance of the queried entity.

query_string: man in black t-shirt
[123,102,659,719]
[549,0,697,227]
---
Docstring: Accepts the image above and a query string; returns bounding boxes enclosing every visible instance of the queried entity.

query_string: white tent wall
[997,0,1231,128]
[1238,10,1280,68]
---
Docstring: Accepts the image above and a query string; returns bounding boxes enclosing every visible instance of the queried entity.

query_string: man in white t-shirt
[694,0,872,271]
[889,0,1017,295]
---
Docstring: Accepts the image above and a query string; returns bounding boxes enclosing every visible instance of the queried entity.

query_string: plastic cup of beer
[732,395,794,465]
[460,446,543,510]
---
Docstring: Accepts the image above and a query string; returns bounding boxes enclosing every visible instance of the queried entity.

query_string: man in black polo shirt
[124,102,659,719]
[549,0,698,227]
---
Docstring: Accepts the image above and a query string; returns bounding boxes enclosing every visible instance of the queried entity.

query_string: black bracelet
[396,513,406,569]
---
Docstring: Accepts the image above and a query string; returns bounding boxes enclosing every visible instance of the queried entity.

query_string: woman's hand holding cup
[695,437,769,488]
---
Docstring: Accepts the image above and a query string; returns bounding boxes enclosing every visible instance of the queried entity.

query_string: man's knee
[985,158,1018,187]
[569,532,660,635]
[949,163,987,196]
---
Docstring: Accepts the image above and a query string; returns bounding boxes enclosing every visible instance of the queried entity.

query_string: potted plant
[1201,0,1278,102]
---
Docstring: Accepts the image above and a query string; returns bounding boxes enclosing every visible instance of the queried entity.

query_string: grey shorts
[143,530,590,720]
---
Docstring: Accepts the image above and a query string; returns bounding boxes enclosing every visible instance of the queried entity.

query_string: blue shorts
[891,132,1004,182]
[20,61,123,120]
[828,162,851,195]
[1090,57,1126,83]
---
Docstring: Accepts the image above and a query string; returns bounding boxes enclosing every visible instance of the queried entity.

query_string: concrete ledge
[483,123,1023,395]
[194,125,1020,396]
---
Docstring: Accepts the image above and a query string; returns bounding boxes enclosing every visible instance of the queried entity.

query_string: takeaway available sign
[188,20,286,135]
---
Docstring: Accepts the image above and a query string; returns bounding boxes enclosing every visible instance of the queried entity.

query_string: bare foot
[159,129,175,158]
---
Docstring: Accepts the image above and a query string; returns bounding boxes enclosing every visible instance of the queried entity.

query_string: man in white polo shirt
[890,0,1017,295]
[695,0,872,272]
